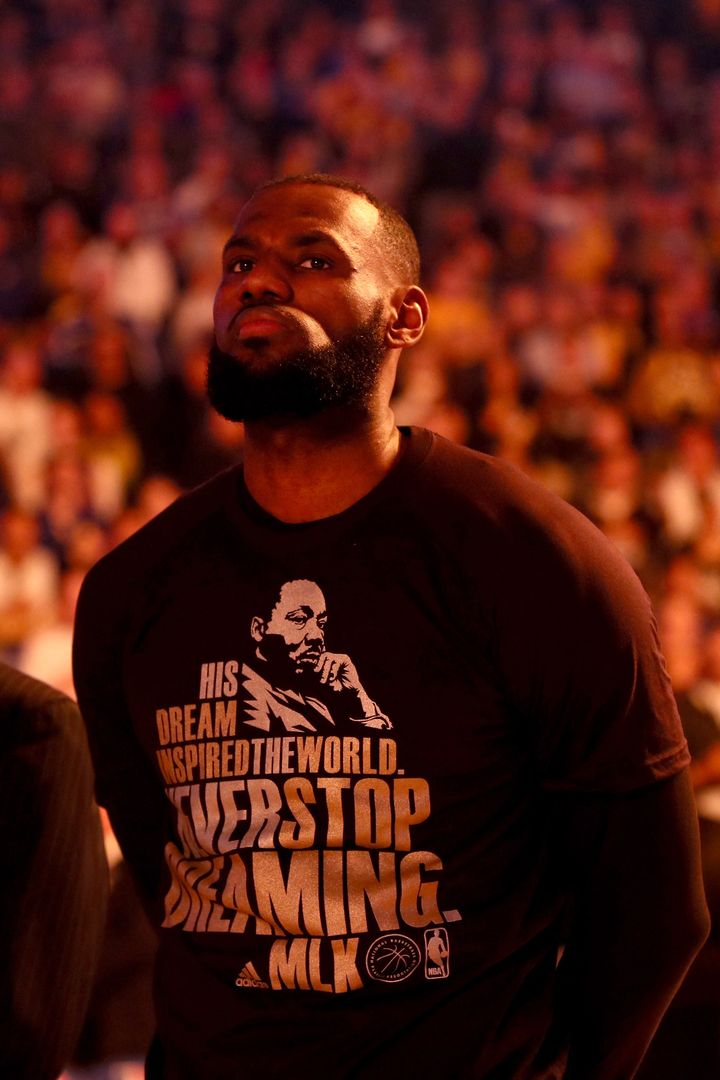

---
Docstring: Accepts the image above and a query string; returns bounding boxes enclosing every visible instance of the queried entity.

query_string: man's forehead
[233,183,380,245]
[276,579,327,611]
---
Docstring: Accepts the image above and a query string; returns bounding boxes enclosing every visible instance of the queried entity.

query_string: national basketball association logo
[366,934,422,982]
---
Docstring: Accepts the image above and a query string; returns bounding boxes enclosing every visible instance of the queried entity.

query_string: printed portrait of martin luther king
[240,579,391,735]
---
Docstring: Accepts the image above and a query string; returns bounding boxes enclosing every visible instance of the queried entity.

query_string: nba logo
[424,928,450,979]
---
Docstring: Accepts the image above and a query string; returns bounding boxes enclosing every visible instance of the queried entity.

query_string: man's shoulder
[416,430,590,537]
[415,429,538,504]
[0,662,82,745]
[83,464,241,593]
[415,430,643,596]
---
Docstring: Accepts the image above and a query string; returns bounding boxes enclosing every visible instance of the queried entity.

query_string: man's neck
[242,406,401,523]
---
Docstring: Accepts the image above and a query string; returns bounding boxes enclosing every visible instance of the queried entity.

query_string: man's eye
[229,258,254,273]
[298,256,331,270]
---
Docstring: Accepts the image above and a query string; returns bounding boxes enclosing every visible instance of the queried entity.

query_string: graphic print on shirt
[241,579,392,733]
[153,577,462,993]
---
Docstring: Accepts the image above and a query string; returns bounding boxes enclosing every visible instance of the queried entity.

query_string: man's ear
[385,286,429,350]
[250,616,265,643]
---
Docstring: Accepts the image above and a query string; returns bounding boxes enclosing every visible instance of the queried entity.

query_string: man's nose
[240,257,292,303]
[306,620,324,643]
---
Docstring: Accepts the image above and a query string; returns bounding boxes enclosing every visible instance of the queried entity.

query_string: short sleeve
[487,474,688,794]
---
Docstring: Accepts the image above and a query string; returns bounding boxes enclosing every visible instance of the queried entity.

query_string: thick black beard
[207,304,387,422]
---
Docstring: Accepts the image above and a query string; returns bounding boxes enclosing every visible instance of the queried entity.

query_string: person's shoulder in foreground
[84,461,242,590]
[0,662,107,1080]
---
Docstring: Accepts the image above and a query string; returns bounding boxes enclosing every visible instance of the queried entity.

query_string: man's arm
[468,458,709,1074]
[73,563,170,919]
[549,768,709,1079]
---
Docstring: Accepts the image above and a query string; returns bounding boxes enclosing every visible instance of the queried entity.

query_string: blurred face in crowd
[105,202,138,245]
[2,508,39,561]
[702,627,720,682]
[1,342,42,393]
[209,182,397,422]
[678,424,717,480]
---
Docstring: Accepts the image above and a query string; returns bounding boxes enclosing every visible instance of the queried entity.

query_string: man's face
[209,183,393,421]
[253,580,328,679]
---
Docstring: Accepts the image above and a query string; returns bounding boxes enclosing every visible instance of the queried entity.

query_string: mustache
[230,303,303,334]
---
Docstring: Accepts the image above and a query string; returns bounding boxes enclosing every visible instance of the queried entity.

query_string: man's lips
[234,307,295,338]
[294,650,321,665]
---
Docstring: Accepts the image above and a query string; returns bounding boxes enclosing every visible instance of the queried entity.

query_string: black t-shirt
[73,428,688,1079]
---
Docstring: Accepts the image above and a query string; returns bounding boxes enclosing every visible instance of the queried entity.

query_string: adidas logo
[235,961,269,989]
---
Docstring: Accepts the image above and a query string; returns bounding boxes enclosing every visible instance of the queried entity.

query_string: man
[242,577,391,732]
[0,662,107,1079]
[74,174,708,1079]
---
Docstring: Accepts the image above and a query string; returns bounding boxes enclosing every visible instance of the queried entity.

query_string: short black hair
[251,173,421,286]
[248,577,327,626]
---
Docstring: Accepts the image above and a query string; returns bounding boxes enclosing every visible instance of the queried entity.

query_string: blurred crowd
[3,0,720,1073]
